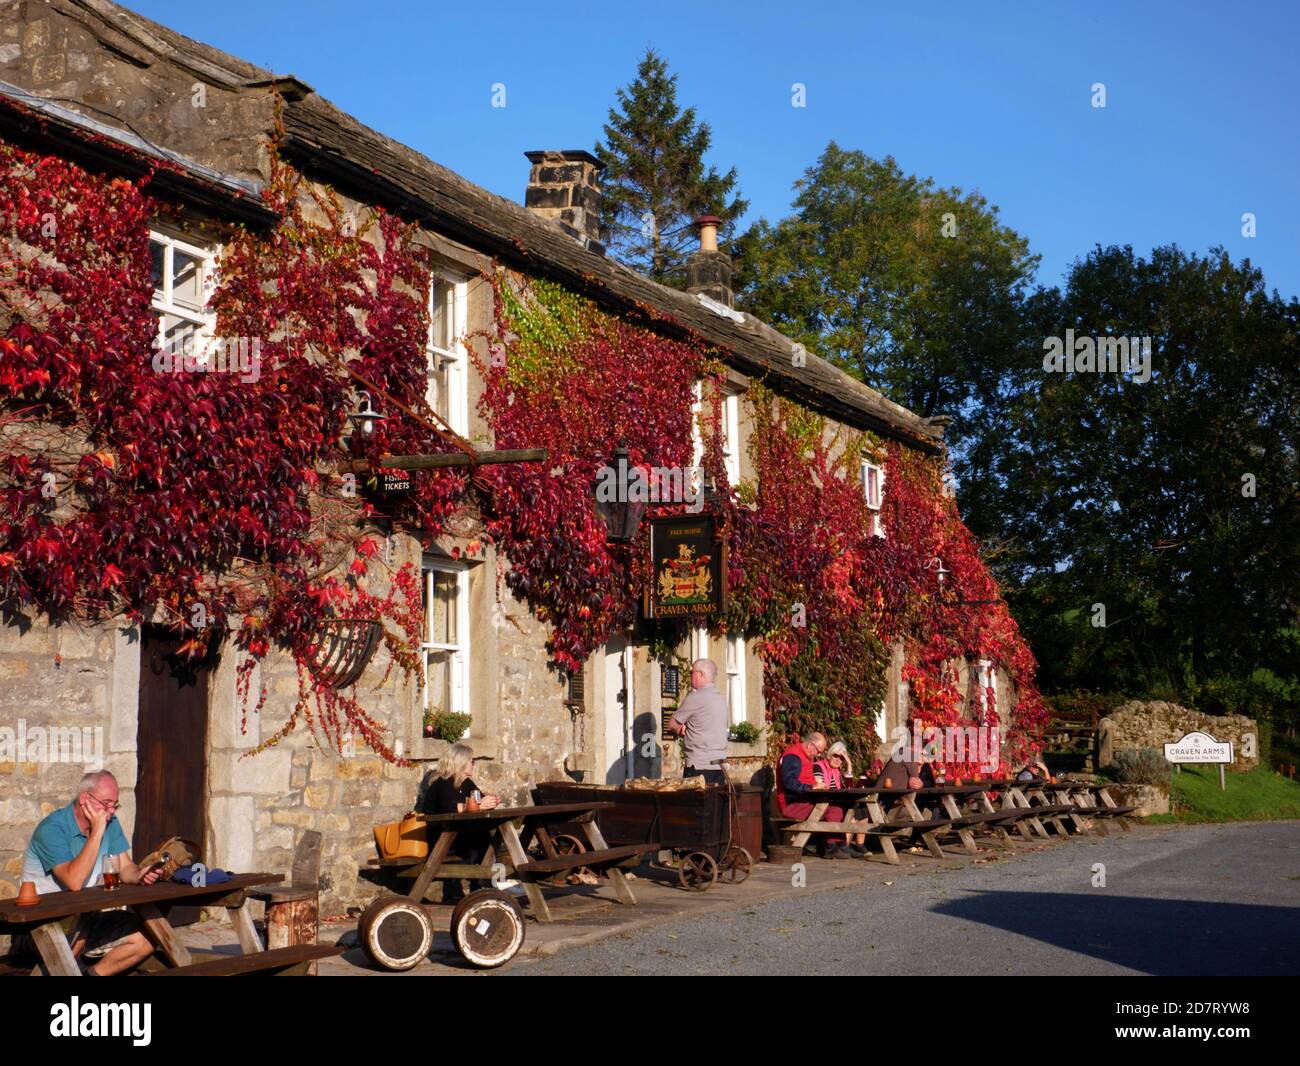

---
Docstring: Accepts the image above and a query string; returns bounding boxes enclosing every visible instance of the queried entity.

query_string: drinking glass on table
[102,853,120,891]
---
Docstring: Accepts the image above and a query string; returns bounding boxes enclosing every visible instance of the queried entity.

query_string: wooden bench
[146,942,344,976]
[515,843,656,876]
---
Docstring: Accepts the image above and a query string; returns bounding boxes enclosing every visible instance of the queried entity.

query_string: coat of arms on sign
[657,542,713,605]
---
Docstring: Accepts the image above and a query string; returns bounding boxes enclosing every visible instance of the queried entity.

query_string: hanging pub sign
[647,515,727,620]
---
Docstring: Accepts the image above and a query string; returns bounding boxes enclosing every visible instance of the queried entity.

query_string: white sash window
[422,558,470,723]
[150,231,216,359]
[428,274,468,436]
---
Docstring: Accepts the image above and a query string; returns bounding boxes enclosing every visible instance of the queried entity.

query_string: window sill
[408,732,499,762]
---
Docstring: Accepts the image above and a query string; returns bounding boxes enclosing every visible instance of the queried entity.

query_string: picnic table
[1045,780,1136,833]
[367,801,656,924]
[786,779,1055,860]
[783,787,955,863]
[0,873,343,976]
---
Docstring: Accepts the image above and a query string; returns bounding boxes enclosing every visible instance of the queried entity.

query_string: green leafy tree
[596,49,746,284]
[972,245,1300,739]
[734,144,1037,435]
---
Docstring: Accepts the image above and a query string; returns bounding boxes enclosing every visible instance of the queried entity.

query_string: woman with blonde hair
[418,743,500,900]
[814,740,867,858]
[421,742,500,815]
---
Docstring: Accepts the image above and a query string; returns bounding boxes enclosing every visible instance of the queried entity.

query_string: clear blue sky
[130,0,1299,299]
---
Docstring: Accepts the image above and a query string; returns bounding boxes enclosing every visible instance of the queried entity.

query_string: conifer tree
[596,49,746,284]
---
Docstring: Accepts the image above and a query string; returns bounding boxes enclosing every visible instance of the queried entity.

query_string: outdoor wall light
[926,556,950,586]
[593,441,647,544]
[348,390,386,439]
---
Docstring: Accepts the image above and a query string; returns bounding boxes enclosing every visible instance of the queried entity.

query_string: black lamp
[593,442,647,543]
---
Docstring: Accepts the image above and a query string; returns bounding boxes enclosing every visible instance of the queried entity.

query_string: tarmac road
[502,821,1300,976]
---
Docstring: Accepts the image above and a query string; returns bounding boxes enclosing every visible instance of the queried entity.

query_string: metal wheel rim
[723,846,753,884]
[677,851,718,891]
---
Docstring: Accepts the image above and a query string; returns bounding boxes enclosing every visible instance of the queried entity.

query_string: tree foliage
[596,49,746,284]
[733,143,1037,460]
[970,245,1300,734]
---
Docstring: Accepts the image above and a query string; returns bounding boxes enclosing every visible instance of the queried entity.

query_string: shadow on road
[930,891,1299,975]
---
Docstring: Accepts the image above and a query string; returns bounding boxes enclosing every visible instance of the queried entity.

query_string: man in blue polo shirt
[22,770,160,975]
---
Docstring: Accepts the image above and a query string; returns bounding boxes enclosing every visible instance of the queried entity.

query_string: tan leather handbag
[374,813,429,861]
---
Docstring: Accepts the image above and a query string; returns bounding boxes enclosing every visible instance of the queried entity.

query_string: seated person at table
[418,743,500,899]
[777,732,848,859]
[874,752,923,791]
[20,770,160,976]
[816,740,867,858]
[1016,755,1050,782]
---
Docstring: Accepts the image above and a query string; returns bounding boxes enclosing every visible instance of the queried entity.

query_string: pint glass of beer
[102,853,120,891]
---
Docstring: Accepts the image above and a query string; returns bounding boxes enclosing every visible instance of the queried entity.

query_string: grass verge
[1140,765,1300,824]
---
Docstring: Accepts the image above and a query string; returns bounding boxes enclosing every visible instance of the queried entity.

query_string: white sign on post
[1163,730,1233,791]
[1163,731,1233,764]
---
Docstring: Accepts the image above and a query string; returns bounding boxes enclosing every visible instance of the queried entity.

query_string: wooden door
[134,628,211,924]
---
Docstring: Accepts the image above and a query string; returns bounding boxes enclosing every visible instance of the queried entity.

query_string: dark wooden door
[135,628,211,924]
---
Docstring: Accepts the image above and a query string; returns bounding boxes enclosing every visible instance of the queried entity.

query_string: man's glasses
[89,795,121,812]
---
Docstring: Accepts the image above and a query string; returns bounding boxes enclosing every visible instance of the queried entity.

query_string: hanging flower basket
[306,617,382,689]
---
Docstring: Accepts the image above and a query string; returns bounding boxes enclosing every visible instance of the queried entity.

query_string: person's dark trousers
[685,767,726,786]
[446,834,494,899]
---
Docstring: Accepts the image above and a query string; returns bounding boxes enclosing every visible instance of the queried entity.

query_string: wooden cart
[535,780,758,891]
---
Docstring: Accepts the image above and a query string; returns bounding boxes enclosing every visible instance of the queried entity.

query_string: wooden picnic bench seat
[1090,804,1137,816]
[1029,803,1080,816]
[892,817,951,831]
[145,942,344,976]
[946,809,1021,828]
[514,843,656,876]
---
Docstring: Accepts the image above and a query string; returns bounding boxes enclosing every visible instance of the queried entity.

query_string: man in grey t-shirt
[667,659,729,785]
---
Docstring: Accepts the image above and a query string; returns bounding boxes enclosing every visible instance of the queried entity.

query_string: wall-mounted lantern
[593,442,647,543]
[348,390,386,441]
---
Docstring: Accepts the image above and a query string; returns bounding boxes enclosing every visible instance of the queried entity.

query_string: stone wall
[1098,700,1258,772]
[1105,783,1170,817]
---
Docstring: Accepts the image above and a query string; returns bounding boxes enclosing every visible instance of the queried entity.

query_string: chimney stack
[524,150,605,255]
[686,215,734,306]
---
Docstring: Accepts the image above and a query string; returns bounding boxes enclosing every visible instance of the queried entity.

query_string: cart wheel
[722,846,753,884]
[549,833,591,884]
[678,852,718,891]
[450,889,526,969]
[358,896,433,972]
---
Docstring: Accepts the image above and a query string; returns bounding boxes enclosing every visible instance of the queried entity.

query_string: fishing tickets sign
[1163,730,1233,764]
[646,515,727,620]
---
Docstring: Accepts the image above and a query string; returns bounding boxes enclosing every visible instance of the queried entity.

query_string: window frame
[725,632,747,728]
[421,556,471,724]
[149,229,217,359]
[862,460,886,538]
[721,389,741,486]
[427,273,470,437]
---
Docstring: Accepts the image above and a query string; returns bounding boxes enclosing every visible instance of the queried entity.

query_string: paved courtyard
[175,820,1299,976]
[502,821,1300,976]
